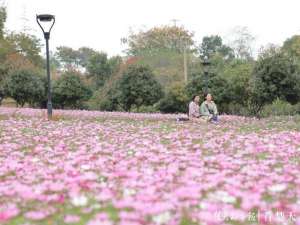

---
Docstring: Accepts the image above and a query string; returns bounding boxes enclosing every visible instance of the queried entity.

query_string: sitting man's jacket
[200,101,218,116]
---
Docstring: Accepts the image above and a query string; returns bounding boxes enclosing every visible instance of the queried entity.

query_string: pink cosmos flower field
[0,107,300,225]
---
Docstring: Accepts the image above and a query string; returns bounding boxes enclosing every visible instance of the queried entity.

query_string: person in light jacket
[200,93,218,123]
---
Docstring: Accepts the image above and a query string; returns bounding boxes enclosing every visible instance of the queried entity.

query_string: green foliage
[136,49,190,86]
[0,38,14,62]
[282,35,300,70]
[4,69,45,107]
[55,46,80,68]
[186,58,255,115]
[122,25,195,56]
[0,63,8,104]
[260,98,298,117]
[0,6,6,39]
[199,35,234,60]
[52,71,92,109]
[131,105,159,113]
[55,46,98,70]
[7,32,43,67]
[86,52,114,88]
[251,48,300,109]
[89,86,123,112]
[222,59,254,106]
[186,72,231,113]
[282,35,300,59]
[158,82,189,113]
[77,47,97,67]
[117,65,163,111]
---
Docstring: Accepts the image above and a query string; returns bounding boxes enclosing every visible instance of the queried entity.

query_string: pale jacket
[188,101,200,118]
[200,100,218,116]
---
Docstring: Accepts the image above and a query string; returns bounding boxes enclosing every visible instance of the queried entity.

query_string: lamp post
[36,14,55,119]
[201,56,211,94]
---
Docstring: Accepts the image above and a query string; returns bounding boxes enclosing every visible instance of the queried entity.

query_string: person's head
[204,93,212,102]
[192,95,200,103]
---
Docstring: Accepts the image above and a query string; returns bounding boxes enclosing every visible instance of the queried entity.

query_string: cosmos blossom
[0,107,299,224]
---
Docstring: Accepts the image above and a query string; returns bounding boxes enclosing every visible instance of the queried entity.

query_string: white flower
[123,188,136,197]
[91,203,101,209]
[71,195,88,207]
[81,164,90,170]
[267,144,276,149]
[199,202,207,209]
[210,191,236,204]
[127,150,135,156]
[268,184,287,193]
[31,157,39,162]
[145,168,154,175]
[153,211,171,225]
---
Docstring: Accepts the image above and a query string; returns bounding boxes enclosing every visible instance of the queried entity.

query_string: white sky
[4,0,300,57]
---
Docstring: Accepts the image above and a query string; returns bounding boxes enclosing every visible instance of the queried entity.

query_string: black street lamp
[36,14,55,119]
[201,56,211,94]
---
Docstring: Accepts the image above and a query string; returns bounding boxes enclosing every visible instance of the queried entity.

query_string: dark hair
[192,95,199,101]
[204,92,211,99]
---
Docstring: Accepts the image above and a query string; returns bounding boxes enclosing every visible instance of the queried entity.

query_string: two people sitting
[188,93,218,123]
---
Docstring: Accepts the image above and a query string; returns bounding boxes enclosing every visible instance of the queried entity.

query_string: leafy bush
[4,69,45,107]
[158,82,189,113]
[117,65,163,111]
[131,105,159,113]
[252,49,300,108]
[224,103,251,116]
[260,98,298,117]
[52,71,92,109]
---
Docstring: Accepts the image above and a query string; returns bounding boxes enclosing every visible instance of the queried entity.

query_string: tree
[117,65,163,111]
[122,25,195,56]
[158,82,189,113]
[108,55,122,74]
[86,52,113,88]
[199,35,234,60]
[52,71,92,109]
[0,6,6,39]
[251,48,300,113]
[222,59,254,106]
[0,63,8,104]
[55,46,80,69]
[282,35,300,62]
[77,47,97,67]
[7,32,43,67]
[4,70,45,107]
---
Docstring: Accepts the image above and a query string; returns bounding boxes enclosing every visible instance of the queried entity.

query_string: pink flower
[24,211,48,220]
[0,204,19,222]
[64,215,81,223]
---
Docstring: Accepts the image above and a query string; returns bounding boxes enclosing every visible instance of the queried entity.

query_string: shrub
[158,82,189,113]
[52,71,92,109]
[4,69,45,107]
[131,105,159,113]
[260,98,298,117]
[117,65,163,111]
[251,50,300,108]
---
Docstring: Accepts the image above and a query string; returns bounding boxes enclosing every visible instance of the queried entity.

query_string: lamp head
[37,14,55,22]
[36,14,55,39]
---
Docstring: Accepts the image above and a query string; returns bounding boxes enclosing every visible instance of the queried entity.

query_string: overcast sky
[4,0,300,56]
